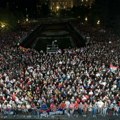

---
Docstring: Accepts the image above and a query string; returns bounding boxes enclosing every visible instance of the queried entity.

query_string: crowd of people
[0,22,120,118]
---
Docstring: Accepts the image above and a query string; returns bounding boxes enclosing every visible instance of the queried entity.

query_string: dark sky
[0,0,37,9]
[0,0,37,17]
[0,0,7,7]
[0,0,120,12]
[0,0,120,19]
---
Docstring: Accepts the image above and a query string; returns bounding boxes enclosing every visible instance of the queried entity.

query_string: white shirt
[97,100,104,108]
[65,100,70,108]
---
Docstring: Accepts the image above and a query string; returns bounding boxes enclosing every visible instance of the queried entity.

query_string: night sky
[0,0,7,7]
[0,0,119,9]
[0,0,120,20]
[0,0,120,13]
[0,0,37,18]
[0,0,37,11]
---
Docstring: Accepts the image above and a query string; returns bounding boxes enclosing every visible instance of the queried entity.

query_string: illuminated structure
[74,0,95,8]
[36,0,95,13]
[50,0,73,12]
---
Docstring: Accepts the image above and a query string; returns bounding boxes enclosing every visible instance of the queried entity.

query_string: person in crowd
[0,23,120,118]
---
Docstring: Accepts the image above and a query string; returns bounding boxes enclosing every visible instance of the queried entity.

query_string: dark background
[0,0,120,30]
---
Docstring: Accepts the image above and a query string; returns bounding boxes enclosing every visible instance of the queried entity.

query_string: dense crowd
[0,23,120,117]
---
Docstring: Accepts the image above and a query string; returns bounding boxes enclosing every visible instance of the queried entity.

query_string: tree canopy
[0,8,17,30]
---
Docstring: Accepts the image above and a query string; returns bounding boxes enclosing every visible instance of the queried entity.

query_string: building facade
[50,0,74,12]
[74,0,95,7]
[36,0,95,13]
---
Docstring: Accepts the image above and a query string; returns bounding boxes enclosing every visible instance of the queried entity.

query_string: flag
[110,64,118,72]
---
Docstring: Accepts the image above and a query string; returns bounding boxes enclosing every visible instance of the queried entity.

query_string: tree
[0,8,17,30]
